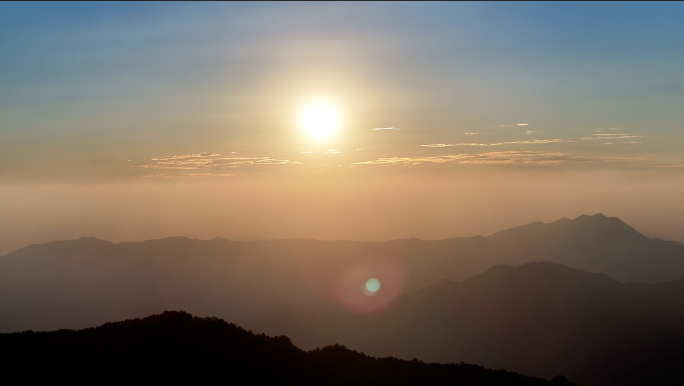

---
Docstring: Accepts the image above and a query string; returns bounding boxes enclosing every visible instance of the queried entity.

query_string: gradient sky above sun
[1,2,684,254]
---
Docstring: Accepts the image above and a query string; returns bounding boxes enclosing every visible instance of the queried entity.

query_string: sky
[1,2,684,254]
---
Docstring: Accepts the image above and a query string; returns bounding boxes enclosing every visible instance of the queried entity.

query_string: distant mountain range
[2,214,683,384]
[489,214,684,283]
[0,311,574,385]
[246,262,684,386]
[1,214,683,333]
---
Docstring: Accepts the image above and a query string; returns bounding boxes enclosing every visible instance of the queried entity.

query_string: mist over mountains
[1,214,683,333]
[1,213,684,384]
[247,262,684,386]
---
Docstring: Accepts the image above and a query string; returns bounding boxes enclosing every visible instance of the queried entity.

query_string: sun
[302,104,339,139]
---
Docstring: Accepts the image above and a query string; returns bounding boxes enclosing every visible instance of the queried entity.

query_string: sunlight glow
[303,104,339,139]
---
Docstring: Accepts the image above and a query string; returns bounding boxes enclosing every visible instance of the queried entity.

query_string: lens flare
[365,278,380,293]
[330,260,407,314]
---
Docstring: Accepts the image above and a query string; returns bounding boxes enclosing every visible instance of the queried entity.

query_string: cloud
[135,152,299,171]
[422,143,492,147]
[151,152,221,161]
[326,150,341,154]
[421,134,641,148]
[464,133,479,136]
[525,131,535,135]
[498,123,529,127]
[143,152,222,169]
[593,133,629,137]
[636,163,684,168]
[351,151,639,167]
[596,127,619,132]
[143,173,236,179]
[373,127,400,131]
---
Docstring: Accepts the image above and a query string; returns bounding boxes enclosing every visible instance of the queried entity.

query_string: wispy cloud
[326,149,341,154]
[634,163,684,168]
[421,134,641,148]
[498,123,529,127]
[143,173,236,179]
[151,152,221,160]
[373,127,400,131]
[422,143,491,148]
[144,152,223,169]
[135,152,300,172]
[596,127,619,132]
[464,132,479,136]
[525,131,535,135]
[351,151,639,166]
[593,133,629,137]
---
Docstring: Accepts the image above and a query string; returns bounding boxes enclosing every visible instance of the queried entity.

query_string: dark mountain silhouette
[488,213,684,283]
[1,214,682,333]
[246,262,684,386]
[0,311,574,385]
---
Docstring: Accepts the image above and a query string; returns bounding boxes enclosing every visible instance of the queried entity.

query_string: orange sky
[1,167,683,255]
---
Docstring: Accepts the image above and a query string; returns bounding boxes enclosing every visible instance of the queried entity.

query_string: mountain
[488,214,684,282]
[226,234,270,241]
[0,235,505,332]
[0,311,574,385]
[1,214,683,333]
[245,262,684,386]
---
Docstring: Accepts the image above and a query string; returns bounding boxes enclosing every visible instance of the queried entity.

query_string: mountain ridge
[488,213,684,282]
[246,261,684,386]
[0,214,672,252]
[0,310,574,385]
[1,214,683,332]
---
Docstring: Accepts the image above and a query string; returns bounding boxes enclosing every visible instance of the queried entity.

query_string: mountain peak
[565,213,643,239]
[572,213,626,226]
[488,213,644,241]
[588,212,606,217]
[486,214,684,283]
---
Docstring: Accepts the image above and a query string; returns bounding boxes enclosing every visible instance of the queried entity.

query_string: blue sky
[2,2,683,172]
